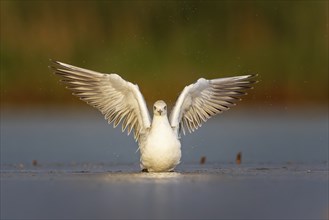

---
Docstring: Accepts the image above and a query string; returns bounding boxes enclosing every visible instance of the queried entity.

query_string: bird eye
[153,106,156,110]
[164,106,167,110]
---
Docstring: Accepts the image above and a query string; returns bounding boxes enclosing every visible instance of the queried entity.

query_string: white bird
[50,60,257,172]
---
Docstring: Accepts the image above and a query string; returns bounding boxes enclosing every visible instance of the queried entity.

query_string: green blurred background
[1,0,328,108]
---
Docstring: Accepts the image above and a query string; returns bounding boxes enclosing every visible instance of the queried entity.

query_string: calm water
[1,168,328,220]
[1,107,328,166]
[1,107,328,219]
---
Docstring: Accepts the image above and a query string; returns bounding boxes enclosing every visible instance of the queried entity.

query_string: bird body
[50,60,257,172]
[140,103,181,172]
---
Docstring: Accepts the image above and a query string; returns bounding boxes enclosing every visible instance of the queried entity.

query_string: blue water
[1,107,328,220]
[1,107,328,166]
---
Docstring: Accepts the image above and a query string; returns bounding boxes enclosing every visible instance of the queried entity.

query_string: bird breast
[140,116,181,171]
[146,116,179,148]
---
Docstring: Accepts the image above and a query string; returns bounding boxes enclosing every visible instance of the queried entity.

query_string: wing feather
[170,74,258,135]
[50,60,151,141]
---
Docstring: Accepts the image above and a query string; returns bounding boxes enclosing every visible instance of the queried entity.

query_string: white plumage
[50,60,257,172]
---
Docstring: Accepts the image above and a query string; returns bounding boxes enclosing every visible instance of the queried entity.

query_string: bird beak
[158,109,163,115]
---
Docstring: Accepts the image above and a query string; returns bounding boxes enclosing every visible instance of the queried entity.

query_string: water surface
[1,107,328,219]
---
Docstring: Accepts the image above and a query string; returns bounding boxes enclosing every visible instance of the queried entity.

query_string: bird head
[153,100,167,116]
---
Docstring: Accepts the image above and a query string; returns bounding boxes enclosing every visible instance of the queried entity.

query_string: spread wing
[169,74,258,135]
[49,60,151,141]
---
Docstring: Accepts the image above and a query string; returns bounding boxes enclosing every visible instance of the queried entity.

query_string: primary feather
[169,75,257,135]
[49,60,151,141]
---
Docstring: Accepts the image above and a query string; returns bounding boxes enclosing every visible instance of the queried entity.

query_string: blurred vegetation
[0,0,328,108]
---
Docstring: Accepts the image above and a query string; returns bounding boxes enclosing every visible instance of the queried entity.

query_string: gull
[49,60,257,172]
